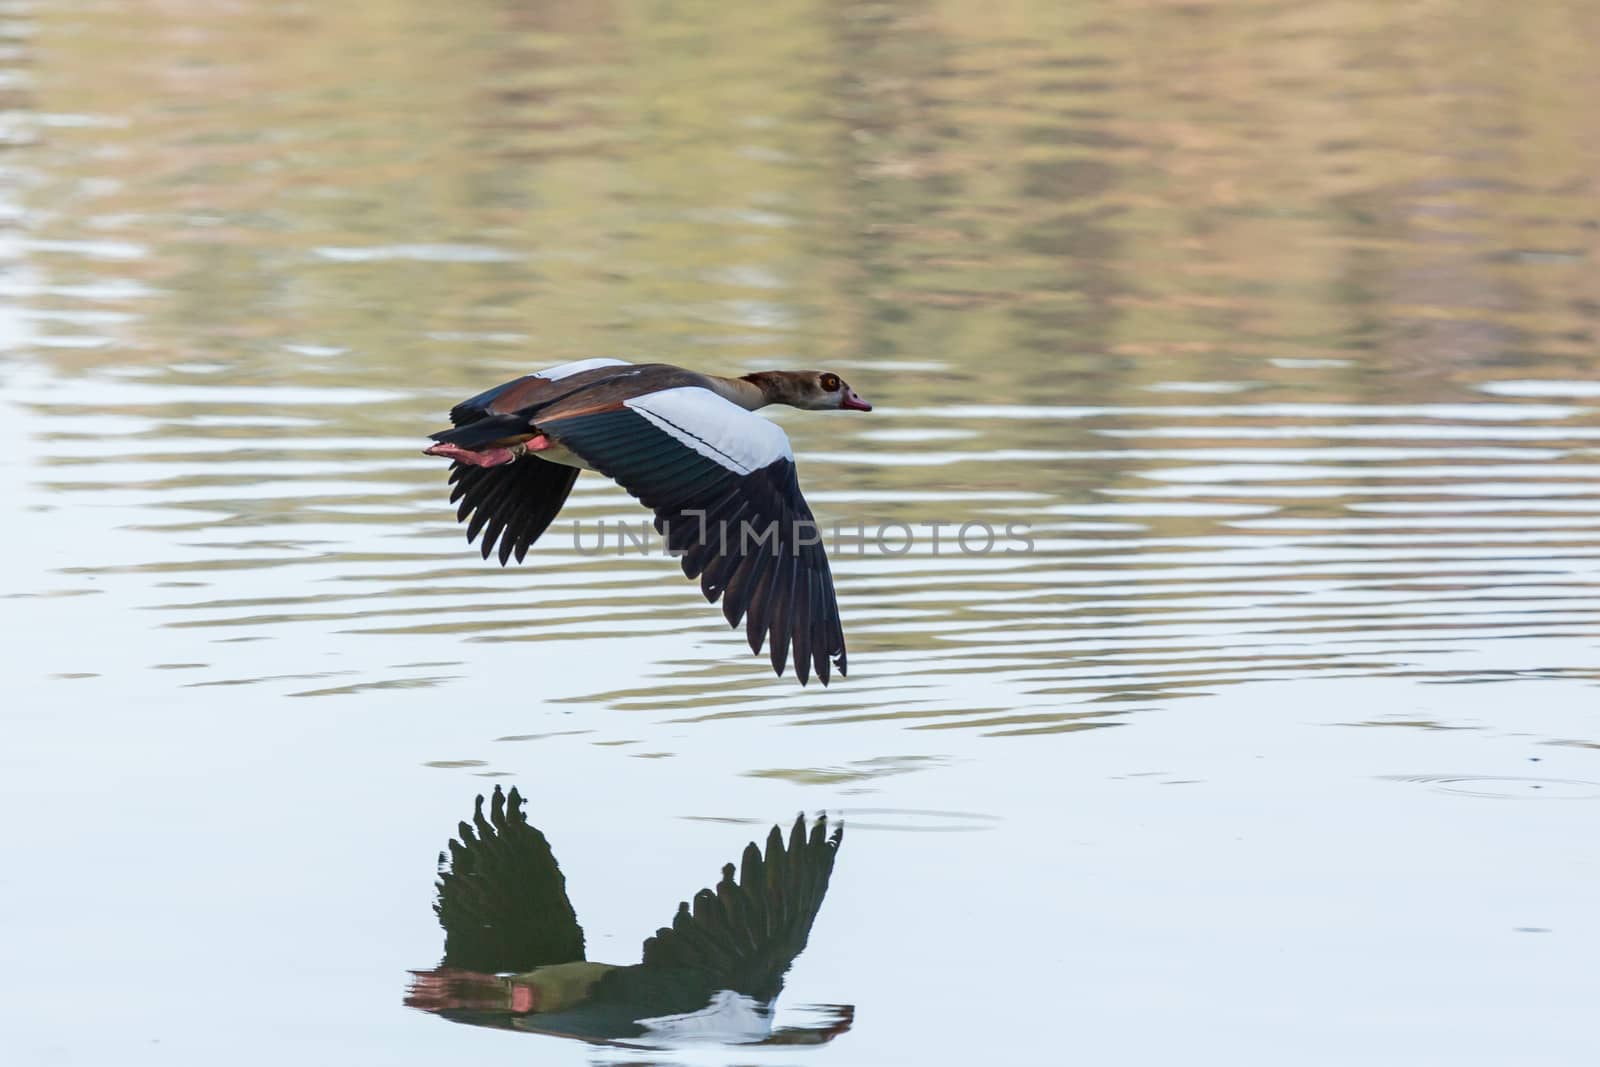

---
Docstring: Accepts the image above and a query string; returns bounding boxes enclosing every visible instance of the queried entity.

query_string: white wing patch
[637,990,772,1043]
[624,386,793,475]
[535,357,632,382]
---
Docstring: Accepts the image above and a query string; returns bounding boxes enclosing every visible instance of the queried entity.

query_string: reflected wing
[435,786,586,973]
[446,456,580,565]
[539,387,847,685]
[635,815,843,1003]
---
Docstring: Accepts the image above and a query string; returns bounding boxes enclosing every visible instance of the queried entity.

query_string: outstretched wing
[538,387,847,685]
[634,815,843,1004]
[446,457,580,565]
[429,359,637,563]
[435,786,586,973]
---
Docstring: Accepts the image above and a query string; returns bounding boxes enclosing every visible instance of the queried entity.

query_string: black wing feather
[434,785,587,973]
[446,457,580,565]
[635,814,842,1003]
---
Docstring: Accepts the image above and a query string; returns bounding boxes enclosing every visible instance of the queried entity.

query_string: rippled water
[6,2,1600,1065]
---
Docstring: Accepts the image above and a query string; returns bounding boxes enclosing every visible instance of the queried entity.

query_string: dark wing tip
[447,457,579,567]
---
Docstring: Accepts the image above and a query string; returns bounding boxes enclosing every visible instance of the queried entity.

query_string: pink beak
[842,388,872,412]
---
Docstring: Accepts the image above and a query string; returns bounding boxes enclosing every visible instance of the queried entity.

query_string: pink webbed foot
[424,442,518,468]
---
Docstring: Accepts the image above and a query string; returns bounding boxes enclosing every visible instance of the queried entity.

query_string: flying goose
[424,359,872,685]
[405,786,850,1049]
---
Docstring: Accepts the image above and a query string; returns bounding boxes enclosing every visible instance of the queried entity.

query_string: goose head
[744,370,872,412]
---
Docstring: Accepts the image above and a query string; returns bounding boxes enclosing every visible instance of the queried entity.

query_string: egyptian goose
[405,786,849,1047]
[424,359,872,685]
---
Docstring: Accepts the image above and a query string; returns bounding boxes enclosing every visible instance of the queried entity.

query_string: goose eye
[821,374,840,391]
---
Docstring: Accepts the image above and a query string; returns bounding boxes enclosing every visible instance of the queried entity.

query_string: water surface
[4,2,1599,1064]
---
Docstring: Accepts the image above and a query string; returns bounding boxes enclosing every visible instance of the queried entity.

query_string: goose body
[405,787,850,1049]
[424,360,871,685]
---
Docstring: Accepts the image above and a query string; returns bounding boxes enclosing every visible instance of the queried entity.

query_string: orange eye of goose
[821,374,840,391]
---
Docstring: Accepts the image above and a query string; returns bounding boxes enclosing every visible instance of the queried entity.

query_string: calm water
[5,1,1600,1063]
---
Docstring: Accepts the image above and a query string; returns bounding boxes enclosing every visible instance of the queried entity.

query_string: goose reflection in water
[405,786,852,1050]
